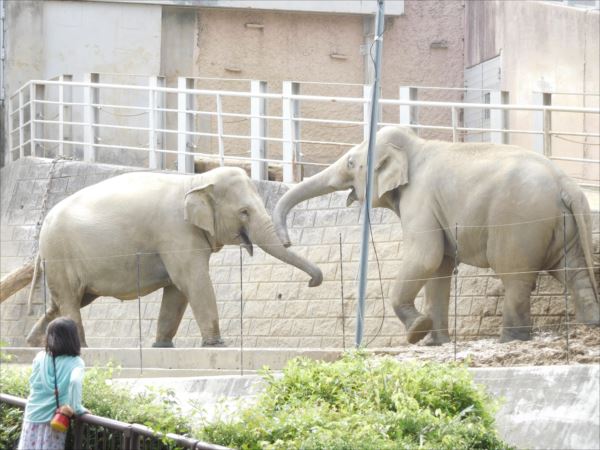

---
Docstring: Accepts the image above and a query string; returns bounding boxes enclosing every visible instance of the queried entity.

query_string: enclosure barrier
[0,393,231,450]
[6,75,599,187]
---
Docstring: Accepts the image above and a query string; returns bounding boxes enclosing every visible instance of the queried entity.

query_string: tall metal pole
[356,0,385,348]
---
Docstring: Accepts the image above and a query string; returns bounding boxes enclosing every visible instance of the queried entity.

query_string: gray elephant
[273,126,599,344]
[11,167,322,347]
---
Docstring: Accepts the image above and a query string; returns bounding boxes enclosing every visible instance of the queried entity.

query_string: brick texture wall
[1,158,599,348]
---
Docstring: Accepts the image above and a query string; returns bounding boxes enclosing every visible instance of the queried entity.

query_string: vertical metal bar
[356,0,384,348]
[250,80,268,180]
[563,213,570,364]
[73,420,83,450]
[136,253,143,374]
[148,77,158,169]
[282,81,301,183]
[59,75,73,158]
[29,83,36,156]
[177,77,194,173]
[19,89,25,158]
[58,78,65,157]
[216,93,225,166]
[399,86,417,133]
[363,84,372,141]
[454,223,459,361]
[451,106,458,143]
[339,233,346,351]
[239,246,244,376]
[83,73,99,162]
[7,91,13,161]
[533,92,551,155]
[489,90,508,144]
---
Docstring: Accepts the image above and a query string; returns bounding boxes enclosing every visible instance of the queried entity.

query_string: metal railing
[0,393,230,450]
[6,75,599,187]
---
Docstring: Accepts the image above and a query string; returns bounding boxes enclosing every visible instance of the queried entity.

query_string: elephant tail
[0,254,40,311]
[560,178,598,301]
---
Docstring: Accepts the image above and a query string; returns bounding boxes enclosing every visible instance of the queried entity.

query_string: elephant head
[274,126,420,246]
[184,167,322,286]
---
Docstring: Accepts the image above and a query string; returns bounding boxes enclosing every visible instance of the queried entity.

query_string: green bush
[0,362,192,449]
[200,352,512,450]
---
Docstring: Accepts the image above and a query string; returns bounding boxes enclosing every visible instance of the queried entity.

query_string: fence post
[83,73,99,162]
[177,77,194,173]
[363,85,372,141]
[451,107,458,143]
[250,80,268,180]
[18,89,25,158]
[533,92,552,156]
[489,90,508,144]
[148,76,165,170]
[399,86,417,132]
[282,81,301,183]
[58,74,73,158]
[216,93,225,166]
[8,94,13,162]
[30,82,45,157]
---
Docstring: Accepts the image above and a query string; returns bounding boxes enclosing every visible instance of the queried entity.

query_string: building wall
[1,158,598,348]
[465,0,600,185]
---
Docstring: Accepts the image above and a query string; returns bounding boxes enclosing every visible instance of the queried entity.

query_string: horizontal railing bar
[549,156,600,164]
[25,79,600,113]
[550,130,600,138]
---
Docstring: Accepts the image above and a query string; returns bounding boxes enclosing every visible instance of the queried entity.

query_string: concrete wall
[1,158,598,348]
[465,0,600,185]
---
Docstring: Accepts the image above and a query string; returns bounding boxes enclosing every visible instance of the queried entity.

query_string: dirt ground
[392,325,600,367]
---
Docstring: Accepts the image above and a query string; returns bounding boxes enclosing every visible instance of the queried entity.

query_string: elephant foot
[202,337,226,347]
[499,327,531,343]
[423,332,451,347]
[152,340,175,348]
[406,316,433,344]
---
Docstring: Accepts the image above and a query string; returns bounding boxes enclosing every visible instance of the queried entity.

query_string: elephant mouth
[239,228,254,256]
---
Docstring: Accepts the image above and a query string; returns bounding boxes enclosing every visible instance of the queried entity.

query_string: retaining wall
[1,157,598,348]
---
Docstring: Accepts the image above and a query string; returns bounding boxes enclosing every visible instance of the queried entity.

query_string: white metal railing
[6,75,600,187]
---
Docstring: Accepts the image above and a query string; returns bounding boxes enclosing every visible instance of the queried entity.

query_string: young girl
[18,317,88,450]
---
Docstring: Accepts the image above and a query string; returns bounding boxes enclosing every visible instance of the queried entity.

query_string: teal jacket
[24,351,87,423]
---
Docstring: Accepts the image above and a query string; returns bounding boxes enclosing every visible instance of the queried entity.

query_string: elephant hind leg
[422,256,454,346]
[153,285,188,348]
[26,303,60,347]
[499,275,536,342]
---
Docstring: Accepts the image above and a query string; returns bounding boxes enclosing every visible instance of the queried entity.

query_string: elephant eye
[240,208,250,218]
[347,156,355,169]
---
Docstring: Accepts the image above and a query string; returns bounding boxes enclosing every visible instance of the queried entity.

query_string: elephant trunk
[250,216,323,287]
[273,162,345,247]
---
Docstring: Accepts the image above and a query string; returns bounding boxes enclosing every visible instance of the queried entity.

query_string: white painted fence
[6,74,599,187]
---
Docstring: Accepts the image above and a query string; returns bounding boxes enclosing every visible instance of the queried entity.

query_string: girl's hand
[59,405,74,417]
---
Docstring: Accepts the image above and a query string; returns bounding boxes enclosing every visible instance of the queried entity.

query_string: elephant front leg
[422,256,454,346]
[499,275,536,342]
[153,285,188,348]
[26,304,60,347]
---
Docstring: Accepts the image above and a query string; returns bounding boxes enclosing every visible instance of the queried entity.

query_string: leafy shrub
[0,362,192,449]
[200,352,512,450]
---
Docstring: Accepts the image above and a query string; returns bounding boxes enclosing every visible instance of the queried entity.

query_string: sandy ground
[391,326,600,367]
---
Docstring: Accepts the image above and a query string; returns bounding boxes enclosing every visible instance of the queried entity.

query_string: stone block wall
[1,158,599,348]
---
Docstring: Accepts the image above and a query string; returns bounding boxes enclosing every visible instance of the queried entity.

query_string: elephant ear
[375,143,408,198]
[184,184,215,237]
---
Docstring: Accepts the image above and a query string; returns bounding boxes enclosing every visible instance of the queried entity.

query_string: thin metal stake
[42,259,47,316]
[339,234,346,351]
[136,253,143,374]
[239,246,244,376]
[453,223,459,362]
[562,213,570,364]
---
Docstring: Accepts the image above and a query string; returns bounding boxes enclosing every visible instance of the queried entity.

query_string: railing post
[451,106,458,143]
[533,92,552,156]
[399,86,417,132]
[30,82,45,156]
[72,419,83,450]
[363,85,372,141]
[58,74,73,158]
[489,90,508,144]
[8,94,14,162]
[216,93,225,166]
[18,89,24,158]
[250,80,268,180]
[177,77,194,173]
[148,76,165,170]
[282,81,301,183]
[83,73,99,162]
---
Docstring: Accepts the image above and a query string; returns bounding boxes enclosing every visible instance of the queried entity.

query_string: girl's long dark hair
[45,317,81,357]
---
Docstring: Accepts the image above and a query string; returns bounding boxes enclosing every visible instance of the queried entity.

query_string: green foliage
[0,362,192,448]
[200,352,513,450]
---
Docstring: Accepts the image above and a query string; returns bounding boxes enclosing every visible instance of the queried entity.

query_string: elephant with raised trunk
[274,126,599,344]
[6,167,322,347]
